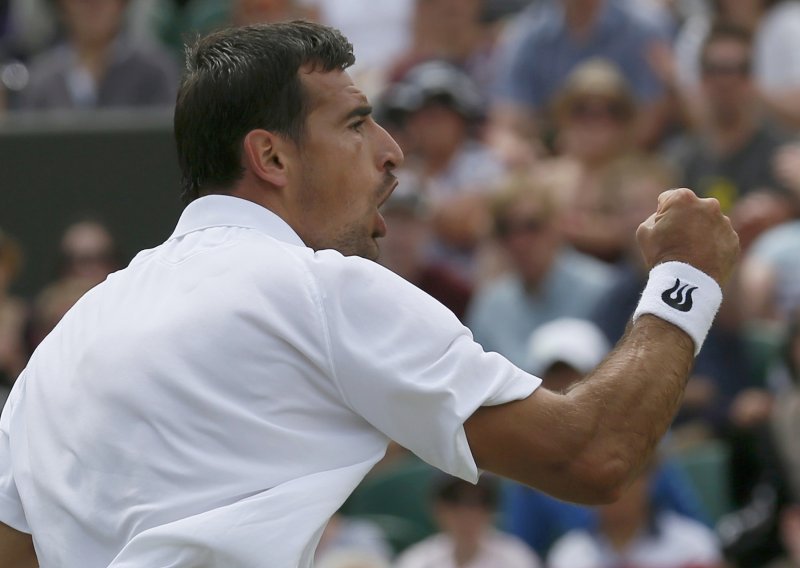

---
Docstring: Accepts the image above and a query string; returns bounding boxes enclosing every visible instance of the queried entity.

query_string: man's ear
[242,129,292,187]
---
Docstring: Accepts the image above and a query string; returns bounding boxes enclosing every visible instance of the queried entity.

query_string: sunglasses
[567,99,631,122]
[497,217,547,237]
[701,60,750,77]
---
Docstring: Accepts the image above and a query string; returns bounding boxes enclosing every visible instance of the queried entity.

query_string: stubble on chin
[304,221,379,260]
[331,227,380,261]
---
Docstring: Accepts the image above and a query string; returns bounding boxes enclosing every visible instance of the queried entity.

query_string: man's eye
[350,120,365,132]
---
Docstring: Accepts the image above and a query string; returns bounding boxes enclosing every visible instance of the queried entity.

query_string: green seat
[674,440,734,524]
[341,456,439,553]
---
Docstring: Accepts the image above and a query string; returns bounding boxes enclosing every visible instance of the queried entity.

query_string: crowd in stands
[2,0,800,566]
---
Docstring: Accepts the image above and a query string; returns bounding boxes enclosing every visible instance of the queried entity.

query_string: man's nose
[376,123,404,171]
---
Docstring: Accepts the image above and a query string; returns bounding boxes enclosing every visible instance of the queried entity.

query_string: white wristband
[633,261,723,355]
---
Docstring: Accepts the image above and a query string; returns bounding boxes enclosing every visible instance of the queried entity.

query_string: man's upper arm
[0,522,36,568]
[464,387,608,503]
[313,254,539,481]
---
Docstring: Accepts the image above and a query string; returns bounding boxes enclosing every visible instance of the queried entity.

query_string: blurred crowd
[2,0,800,566]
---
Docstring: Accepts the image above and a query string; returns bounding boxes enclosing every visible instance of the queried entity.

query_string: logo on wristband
[661,279,697,312]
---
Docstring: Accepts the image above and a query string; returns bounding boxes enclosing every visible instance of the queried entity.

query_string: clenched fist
[636,188,740,286]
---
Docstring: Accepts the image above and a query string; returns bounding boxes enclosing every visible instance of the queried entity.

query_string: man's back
[0,195,537,566]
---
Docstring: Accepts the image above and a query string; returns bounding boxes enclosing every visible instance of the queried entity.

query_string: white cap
[524,318,611,376]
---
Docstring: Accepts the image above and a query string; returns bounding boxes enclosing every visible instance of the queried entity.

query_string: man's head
[431,474,499,545]
[57,0,127,48]
[553,59,636,166]
[176,22,355,202]
[59,220,118,285]
[379,59,484,166]
[700,23,755,124]
[176,22,404,260]
[491,174,562,288]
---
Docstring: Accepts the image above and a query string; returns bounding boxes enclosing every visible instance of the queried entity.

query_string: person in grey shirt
[18,0,178,111]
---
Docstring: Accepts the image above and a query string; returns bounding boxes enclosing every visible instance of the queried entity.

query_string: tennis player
[0,21,738,567]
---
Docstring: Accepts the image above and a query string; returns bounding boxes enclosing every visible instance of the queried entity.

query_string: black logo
[661,278,697,312]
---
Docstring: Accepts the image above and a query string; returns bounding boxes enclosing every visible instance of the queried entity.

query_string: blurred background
[2,0,800,566]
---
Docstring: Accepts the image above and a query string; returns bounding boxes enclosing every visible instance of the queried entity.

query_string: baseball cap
[377,59,485,122]
[524,318,611,376]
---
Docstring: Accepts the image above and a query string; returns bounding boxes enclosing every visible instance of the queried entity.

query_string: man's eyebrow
[344,105,373,121]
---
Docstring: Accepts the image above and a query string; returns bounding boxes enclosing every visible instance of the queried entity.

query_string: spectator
[547,458,724,568]
[314,0,413,96]
[57,219,119,286]
[395,474,541,568]
[545,59,643,263]
[378,191,472,321]
[551,58,638,172]
[23,219,119,354]
[4,0,163,61]
[465,172,615,367]
[231,0,315,26]
[667,23,793,215]
[378,59,504,282]
[491,0,669,154]
[390,0,514,98]
[561,154,654,265]
[674,0,800,127]
[740,219,800,324]
[718,311,800,566]
[19,0,179,111]
[155,0,318,67]
[381,59,503,203]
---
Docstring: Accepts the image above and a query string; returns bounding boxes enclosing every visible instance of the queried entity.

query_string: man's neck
[708,109,758,157]
[73,39,113,83]
[421,143,460,178]
[602,516,644,552]
[564,1,603,40]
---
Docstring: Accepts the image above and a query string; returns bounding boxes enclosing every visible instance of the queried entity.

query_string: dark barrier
[0,110,183,298]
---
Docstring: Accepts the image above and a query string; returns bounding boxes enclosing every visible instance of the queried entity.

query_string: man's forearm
[562,314,695,496]
[464,314,696,505]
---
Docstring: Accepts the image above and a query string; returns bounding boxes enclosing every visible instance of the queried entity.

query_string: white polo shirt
[0,195,539,567]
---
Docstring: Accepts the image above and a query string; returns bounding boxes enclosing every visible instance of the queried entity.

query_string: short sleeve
[0,381,29,533]
[312,255,540,483]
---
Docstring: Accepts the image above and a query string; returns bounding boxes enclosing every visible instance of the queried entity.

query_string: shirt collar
[169,194,306,247]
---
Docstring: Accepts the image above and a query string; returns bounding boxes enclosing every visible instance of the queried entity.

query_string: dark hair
[433,474,499,509]
[174,21,355,203]
[700,22,753,69]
